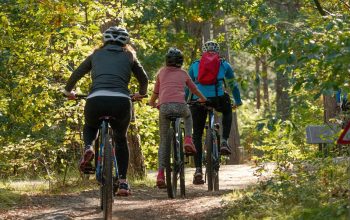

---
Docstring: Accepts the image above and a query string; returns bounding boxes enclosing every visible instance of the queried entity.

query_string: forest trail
[0,164,266,220]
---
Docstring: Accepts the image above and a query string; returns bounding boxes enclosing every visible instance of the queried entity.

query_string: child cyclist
[149,47,207,188]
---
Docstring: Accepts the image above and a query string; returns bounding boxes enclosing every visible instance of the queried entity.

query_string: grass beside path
[221,160,350,220]
[0,173,156,211]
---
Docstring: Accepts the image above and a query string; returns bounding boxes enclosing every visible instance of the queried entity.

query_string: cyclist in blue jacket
[188,41,242,184]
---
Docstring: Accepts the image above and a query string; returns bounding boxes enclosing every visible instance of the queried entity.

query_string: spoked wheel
[214,170,219,191]
[179,127,185,198]
[205,128,214,191]
[213,140,220,191]
[101,133,113,220]
[166,128,178,198]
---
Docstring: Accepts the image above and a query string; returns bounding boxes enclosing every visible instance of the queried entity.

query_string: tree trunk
[185,1,202,62]
[323,95,337,123]
[313,0,326,16]
[276,70,291,120]
[212,11,242,164]
[255,57,261,110]
[127,107,146,179]
[261,55,269,109]
[202,21,211,42]
[272,0,301,120]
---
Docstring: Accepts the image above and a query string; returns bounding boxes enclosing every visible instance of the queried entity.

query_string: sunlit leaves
[243,1,350,95]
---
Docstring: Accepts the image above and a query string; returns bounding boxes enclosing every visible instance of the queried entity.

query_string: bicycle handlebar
[188,100,240,109]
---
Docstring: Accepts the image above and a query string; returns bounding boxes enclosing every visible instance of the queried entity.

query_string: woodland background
[0,0,349,218]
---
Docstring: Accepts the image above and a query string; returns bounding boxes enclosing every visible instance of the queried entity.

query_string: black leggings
[190,94,232,168]
[84,96,131,179]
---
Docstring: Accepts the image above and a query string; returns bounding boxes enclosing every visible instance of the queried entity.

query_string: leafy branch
[313,0,327,16]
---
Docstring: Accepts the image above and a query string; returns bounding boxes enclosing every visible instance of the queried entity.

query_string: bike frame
[95,119,118,186]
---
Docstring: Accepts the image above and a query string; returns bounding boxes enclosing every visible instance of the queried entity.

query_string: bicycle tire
[214,170,219,191]
[179,127,185,197]
[214,135,220,191]
[166,127,176,198]
[205,127,214,191]
[102,133,113,219]
[95,134,103,210]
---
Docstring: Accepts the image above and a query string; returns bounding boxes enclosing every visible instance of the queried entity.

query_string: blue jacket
[336,90,348,105]
[188,59,242,105]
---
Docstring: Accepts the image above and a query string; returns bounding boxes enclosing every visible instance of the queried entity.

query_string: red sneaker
[193,171,205,185]
[184,136,197,154]
[79,147,94,172]
[116,181,131,196]
[156,170,166,189]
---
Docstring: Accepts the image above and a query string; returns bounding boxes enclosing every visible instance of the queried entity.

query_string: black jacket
[65,44,148,95]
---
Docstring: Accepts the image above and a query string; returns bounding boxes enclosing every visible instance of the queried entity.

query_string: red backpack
[197,52,220,85]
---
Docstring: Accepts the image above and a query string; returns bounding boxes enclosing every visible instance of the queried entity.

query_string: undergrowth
[223,158,350,219]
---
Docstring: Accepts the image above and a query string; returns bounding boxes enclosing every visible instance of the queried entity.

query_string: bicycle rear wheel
[179,127,185,197]
[205,128,214,191]
[166,127,177,198]
[102,133,113,219]
[214,170,219,191]
[213,136,220,191]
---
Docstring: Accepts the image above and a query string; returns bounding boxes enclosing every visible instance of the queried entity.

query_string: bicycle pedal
[83,168,95,174]
[83,164,95,174]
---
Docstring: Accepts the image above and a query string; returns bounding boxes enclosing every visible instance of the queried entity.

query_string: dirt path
[0,164,260,220]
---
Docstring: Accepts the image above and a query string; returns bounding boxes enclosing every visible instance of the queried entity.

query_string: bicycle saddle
[166,113,182,121]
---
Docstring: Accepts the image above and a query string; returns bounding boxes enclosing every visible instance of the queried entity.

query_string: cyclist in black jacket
[62,26,148,196]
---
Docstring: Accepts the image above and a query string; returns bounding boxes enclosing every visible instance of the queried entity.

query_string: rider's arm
[131,56,149,96]
[64,55,92,92]
[185,63,196,100]
[149,74,160,107]
[186,77,206,102]
[224,62,242,106]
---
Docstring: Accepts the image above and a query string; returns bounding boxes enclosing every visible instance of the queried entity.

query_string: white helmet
[202,41,220,53]
[103,26,130,45]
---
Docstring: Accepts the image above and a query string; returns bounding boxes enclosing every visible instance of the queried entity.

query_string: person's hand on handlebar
[131,92,147,101]
[148,100,157,108]
[62,89,76,100]
[198,97,207,103]
[232,102,242,110]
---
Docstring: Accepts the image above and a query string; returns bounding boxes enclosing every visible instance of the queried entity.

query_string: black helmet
[166,47,184,67]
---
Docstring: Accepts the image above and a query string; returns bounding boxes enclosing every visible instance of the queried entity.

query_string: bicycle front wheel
[179,126,185,198]
[102,133,113,219]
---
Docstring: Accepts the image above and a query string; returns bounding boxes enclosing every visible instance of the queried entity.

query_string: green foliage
[241,1,350,96]
[1,3,349,219]
[133,99,160,170]
[0,0,153,178]
[224,158,349,219]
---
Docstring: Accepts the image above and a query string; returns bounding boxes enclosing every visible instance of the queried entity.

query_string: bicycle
[66,94,144,220]
[189,100,221,191]
[165,114,186,198]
